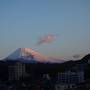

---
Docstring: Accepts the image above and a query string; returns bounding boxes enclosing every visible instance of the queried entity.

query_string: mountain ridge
[5,48,66,63]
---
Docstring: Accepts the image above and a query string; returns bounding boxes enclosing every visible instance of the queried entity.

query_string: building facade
[57,71,84,84]
[8,61,26,80]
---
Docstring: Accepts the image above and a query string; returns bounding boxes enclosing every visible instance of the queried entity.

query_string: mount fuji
[5,48,66,63]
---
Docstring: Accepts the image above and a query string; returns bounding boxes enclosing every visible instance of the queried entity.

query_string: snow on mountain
[48,57,66,63]
[5,48,66,63]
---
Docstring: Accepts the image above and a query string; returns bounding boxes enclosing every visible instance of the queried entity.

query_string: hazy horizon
[0,0,90,60]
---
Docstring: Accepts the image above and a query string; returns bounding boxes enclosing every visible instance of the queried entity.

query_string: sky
[0,0,90,60]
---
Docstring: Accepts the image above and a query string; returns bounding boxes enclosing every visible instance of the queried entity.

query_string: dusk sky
[0,0,90,59]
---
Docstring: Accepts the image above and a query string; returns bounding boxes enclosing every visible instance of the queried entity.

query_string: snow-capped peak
[5,48,66,63]
[6,48,48,62]
[21,48,48,61]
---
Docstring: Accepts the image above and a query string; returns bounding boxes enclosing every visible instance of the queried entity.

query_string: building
[57,70,84,84]
[55,83,77,90]
[8,61,26,80]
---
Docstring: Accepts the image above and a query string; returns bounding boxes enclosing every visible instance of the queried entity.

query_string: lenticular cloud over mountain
[5,48,66,63]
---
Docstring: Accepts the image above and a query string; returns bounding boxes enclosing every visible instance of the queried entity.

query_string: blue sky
[0,0,90,59]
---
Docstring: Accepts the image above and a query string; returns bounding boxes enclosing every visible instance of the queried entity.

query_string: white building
[8,61,26,80]
[55,83,76,90]
[57,71,84,84]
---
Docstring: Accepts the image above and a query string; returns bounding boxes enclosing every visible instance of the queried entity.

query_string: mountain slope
[5,48,66,63]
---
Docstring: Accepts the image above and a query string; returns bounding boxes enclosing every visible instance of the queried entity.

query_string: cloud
[36,34,56,45]
[73,54,80,59]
